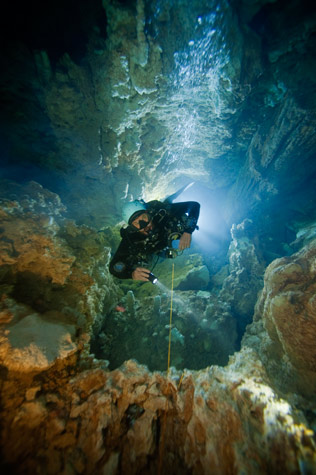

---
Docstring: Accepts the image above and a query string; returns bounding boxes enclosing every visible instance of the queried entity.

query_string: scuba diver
[109,190,200,282]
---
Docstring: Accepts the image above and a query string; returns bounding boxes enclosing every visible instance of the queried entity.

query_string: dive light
[148,272,158,284]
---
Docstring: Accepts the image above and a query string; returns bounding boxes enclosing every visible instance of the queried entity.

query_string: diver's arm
[179,232,192,250]
[109,240,135,279]
[110,258,151,281]
[109,237,152,280]
[170,201,200,233]
[167,201,199,250]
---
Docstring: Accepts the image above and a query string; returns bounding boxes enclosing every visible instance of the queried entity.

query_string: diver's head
[122,200,153,234]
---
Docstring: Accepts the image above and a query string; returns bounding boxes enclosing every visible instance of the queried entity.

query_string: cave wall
[243,230,316,399]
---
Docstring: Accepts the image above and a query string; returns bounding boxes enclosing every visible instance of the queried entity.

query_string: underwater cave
[0,0,316,473]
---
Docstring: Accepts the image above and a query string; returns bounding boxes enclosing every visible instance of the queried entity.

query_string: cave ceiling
[0,0,316,231]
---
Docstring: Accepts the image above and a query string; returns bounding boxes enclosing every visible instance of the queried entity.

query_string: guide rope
[158,262,175,475]
[167,262,175,376]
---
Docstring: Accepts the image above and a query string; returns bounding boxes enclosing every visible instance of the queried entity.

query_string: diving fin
[163,182,194,203]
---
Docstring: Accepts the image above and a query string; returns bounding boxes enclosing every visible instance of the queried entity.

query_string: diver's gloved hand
[179,232,192,250]
[132,267,151,281]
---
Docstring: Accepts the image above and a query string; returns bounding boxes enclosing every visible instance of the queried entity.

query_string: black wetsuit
[109,200,200,279]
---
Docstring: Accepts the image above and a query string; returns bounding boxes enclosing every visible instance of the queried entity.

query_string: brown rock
[247,239,316,397]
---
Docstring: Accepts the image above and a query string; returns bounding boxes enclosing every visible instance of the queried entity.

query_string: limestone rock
[0,183,122,370]
[1,0,316,232]
[0,1,316,473]
[243,237,316,398]
[220,219,265,331]
[290,221,316,251]
[0,354,315,474]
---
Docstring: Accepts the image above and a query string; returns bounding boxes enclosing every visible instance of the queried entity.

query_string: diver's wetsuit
[109,200,200,279]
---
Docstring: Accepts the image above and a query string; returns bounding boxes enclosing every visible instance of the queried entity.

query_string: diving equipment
[165,248,179,258]
[138,219,150,229]
[148,272,158,284]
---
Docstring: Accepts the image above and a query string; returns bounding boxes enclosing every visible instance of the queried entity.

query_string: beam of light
[155,281,170,294]
[143,3,234,203]
[155,281,186,308]
[149,1,232,177]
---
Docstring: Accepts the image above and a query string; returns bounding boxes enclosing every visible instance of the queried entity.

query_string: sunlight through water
[153,0,231,171]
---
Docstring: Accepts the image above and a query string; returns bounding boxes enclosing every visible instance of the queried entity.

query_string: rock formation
[243,231,316,399]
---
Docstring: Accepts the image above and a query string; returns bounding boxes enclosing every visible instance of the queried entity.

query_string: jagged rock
[209,264,229,289]
[1,0,315,230]
[0,354,315,473]
[220,219,265,331]
[0,200,75,286]
[0,183,121,369]
[0,186,315,470]
[290,220,316,251]
[243,237,316,399]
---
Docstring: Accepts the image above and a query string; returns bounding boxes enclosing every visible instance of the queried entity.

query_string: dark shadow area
[0,0,107,65]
